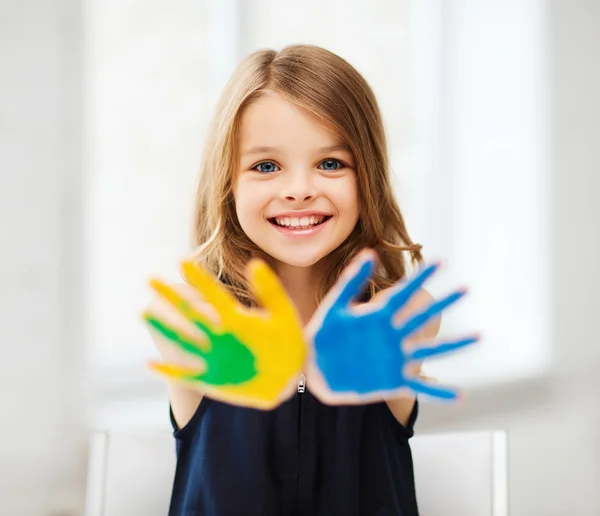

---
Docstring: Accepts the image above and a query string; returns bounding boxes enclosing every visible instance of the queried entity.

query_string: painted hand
[143,259,306,409]
[306,250,478,403]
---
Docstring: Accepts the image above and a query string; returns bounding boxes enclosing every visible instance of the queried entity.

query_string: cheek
[234,180,268,221]
[334,177,360,217]
[232,181,248,223]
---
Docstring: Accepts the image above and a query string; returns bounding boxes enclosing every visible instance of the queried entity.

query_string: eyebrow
[241,144,351,155]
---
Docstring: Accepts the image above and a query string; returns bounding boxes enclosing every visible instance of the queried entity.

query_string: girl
[148,44,451,516]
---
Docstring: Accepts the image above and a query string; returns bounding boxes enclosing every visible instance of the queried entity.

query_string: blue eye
[320,159,345,171]
[252,159,346,173]
[253,161,280,174]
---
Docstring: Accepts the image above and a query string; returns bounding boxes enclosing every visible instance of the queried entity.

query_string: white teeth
[273,215,327,228]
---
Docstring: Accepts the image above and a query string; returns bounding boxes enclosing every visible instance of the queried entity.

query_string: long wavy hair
[189,44,423,306]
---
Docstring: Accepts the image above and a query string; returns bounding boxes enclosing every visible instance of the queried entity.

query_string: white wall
[0,1,86,514]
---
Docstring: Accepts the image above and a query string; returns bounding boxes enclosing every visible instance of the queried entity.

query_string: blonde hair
[190,44,423,306]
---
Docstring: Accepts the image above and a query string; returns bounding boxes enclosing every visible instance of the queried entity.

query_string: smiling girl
[148,44,448,516]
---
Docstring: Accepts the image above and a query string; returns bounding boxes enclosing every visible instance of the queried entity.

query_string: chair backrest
[85,429,507,516]
[84,431,176,516]
[412,430,508,516]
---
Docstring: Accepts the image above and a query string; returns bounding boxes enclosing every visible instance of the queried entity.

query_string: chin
[262,245,333,269]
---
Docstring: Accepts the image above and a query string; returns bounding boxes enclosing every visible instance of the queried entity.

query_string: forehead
[238,92,345,151]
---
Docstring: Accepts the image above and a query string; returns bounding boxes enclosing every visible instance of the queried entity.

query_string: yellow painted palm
[144,259,307,410]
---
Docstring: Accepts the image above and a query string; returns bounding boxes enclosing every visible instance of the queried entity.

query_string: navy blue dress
[168,385,420,516]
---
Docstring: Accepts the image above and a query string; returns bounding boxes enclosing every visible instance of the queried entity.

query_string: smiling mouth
[267,215,333,230]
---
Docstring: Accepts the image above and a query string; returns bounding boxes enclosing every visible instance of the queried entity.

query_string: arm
[144,283,211,429]
[382,288,441,426]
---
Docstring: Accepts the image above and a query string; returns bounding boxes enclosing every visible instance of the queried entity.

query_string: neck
[272,261,324,325]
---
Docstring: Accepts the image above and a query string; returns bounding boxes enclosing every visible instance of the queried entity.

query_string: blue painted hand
[306,250,478,403]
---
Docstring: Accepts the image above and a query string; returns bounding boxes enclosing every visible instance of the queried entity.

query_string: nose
[282,170,316,202]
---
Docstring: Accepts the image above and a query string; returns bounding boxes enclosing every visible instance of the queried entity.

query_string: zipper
[296,373,305,508]
[297,373,306,393]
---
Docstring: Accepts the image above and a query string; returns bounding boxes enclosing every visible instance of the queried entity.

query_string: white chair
[412,430,508,516]
[85,429,508,516]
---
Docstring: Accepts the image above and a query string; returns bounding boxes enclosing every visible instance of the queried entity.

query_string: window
[408,0,552,386]
[84,0,240,429]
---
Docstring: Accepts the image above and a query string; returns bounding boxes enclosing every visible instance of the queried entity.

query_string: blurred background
[1,0,599,514]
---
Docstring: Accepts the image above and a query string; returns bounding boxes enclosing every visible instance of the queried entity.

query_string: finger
[143,313,212,358]
[181,260,238,316]
[148,278,219,335]
[246,259,298,320]
[332,251,376,309]
[396,288,467,340]
[148,360,206,380]
[405,378,460,400]
[384,262,440,315]
[408,335,479,361]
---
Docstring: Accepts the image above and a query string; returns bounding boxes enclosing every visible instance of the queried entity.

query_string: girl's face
[234,92,360,270]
